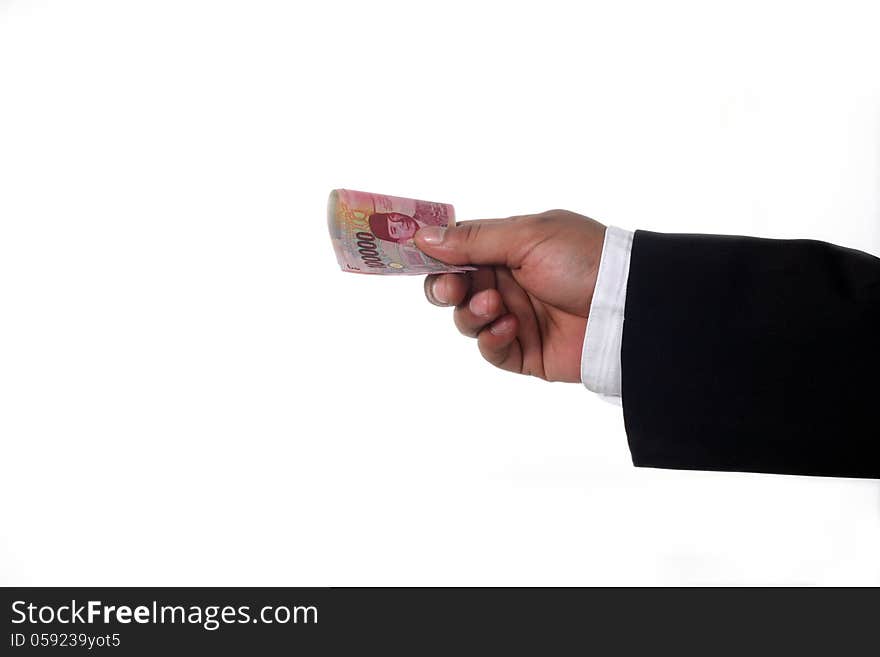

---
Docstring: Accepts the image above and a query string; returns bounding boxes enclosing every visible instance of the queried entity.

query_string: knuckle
[453,310,479,338]
[534,209,568,223]
[478,342,505,367]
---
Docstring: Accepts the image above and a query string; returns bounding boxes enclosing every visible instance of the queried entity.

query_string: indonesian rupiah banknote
[328,189,475,275]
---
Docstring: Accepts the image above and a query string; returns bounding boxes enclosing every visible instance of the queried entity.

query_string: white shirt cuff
[580,226,634,400]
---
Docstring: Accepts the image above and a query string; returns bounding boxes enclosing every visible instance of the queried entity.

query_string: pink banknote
[328,189,475,275]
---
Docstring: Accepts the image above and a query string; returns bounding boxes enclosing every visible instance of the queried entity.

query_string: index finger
[424,272,470,307]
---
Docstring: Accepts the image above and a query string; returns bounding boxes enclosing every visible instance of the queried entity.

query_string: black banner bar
[2,588,877,654]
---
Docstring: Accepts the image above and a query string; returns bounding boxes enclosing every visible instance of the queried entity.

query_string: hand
[415,210,606,383]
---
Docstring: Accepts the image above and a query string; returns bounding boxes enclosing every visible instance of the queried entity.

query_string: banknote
[328,189,476,275]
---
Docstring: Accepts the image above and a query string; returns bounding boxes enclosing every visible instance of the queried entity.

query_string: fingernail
[431,278,448,305]
[469,294,491,317]
[418,226,446,244]
[489,317,514,335]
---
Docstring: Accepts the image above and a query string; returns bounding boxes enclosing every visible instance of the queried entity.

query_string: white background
[1,0,879,585]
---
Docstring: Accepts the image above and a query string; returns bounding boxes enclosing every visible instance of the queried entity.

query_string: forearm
[620,231,880,478]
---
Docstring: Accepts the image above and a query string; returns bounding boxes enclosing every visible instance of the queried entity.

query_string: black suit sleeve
[621,230,880,479]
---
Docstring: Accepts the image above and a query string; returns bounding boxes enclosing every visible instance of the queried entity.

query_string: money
[328,189,475,275]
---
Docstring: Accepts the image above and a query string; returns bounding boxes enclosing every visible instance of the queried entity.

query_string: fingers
[422,265,524,375]
[414,216,540,268]
[424,273,469,307]
[450,267,501,337]
[477,314,522,373]
[454,287,505,338]
[494,267,545,378]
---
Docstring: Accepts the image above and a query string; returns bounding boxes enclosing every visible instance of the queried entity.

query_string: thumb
[414,217,537,267]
